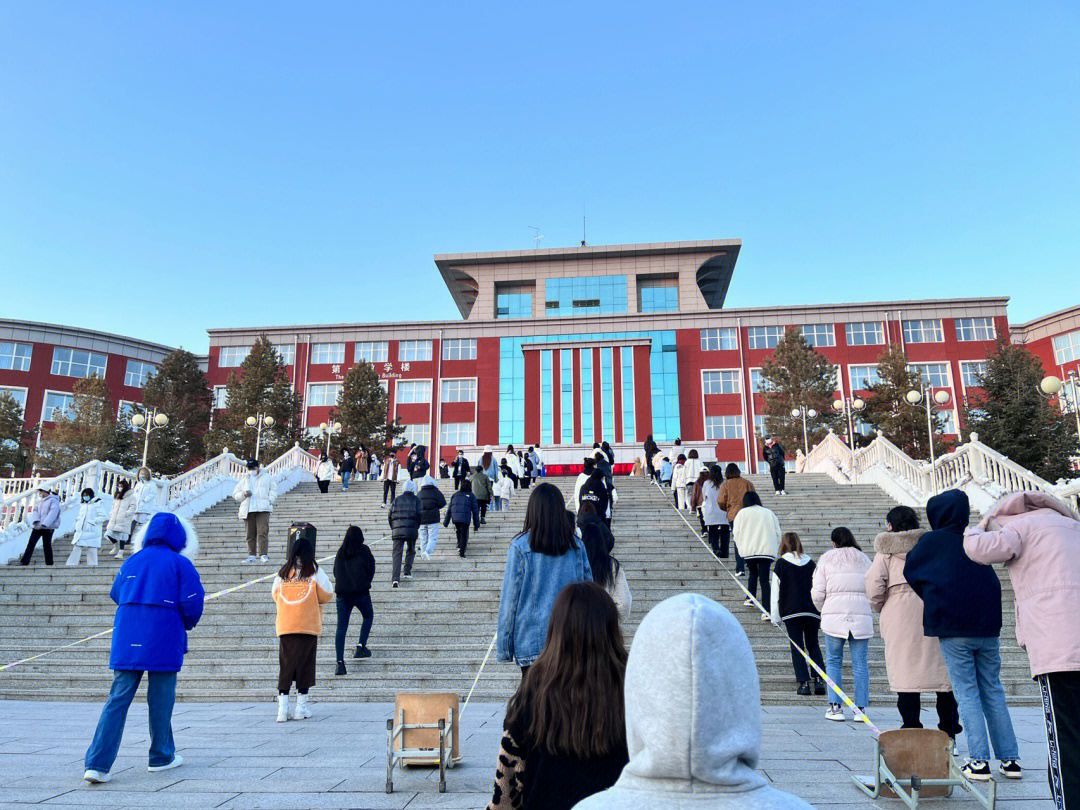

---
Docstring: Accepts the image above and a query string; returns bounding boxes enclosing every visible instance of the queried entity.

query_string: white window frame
[909,362,951,389]
[355,341,389,364]
[439,422,476,446]
[51,347,107,379]
[117,400,138,420]
[395,379,432,405]
[701,369,741,395]
[849,364,882,391]
[747,325,784,350]
[401,423,430,446]
[0,342,33,372]
[0,385,28,416]
[960,360,988,389]
[844,321,886,346]
[704,414,744,440]
[440,378,477,403]
[399,340,433,362]
[700,328,737,351]
[748,368,771,394]
[212,385,228,410]
[218,346,250,368]
[42,390,75,422]
[272,344,295,366]
[442,338,477,361]
[902,319,944,344]
[799,324,836,347]
[310,342,345,365]
[124,359,156,389]
[955,317,996,342]
[306,382,342,408]
[1052,330,1080,365]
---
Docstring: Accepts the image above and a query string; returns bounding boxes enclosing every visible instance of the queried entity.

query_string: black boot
[335,661,346,676]
[796,681,811,696]
[355,644,372,659]
[814,679,827,696]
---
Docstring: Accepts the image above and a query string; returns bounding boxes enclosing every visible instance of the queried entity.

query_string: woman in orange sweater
[272,537,334,722]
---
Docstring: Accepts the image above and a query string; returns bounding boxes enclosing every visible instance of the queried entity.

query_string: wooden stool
[385,692,459,794]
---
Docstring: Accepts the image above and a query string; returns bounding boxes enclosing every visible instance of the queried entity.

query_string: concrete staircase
[0,473,1038,706]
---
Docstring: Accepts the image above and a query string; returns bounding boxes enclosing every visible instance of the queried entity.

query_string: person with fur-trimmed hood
[83,513,204,784]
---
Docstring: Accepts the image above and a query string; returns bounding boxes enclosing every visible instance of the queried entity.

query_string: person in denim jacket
[497,483,592,677]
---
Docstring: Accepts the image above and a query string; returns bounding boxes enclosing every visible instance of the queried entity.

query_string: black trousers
[477,499,488,522]
[453,521,471,555]
[391,538,415,582]
[707,524,731,558]
[521,476,531,489]
[317,480,329,493]
[335,592,373,661]
[1039,671,1080,810]
[769,465,786,493]
[453,476,464,491]
[897,690,962,738]
[733,538,745,573]
[20,528,54,565]
[746,559,771,606]
[382,480,397,504]
[784,617,825,684]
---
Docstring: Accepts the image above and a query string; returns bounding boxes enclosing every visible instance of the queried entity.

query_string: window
[441,379,476,403]
[306,382,341,407]
[845,322,885,346]
[561,350,574,444]
[117,400,137,420]
[311,342,345,365]
[546,276,627,317]
[910,362,950,388]
[272,344,295,366]
[440,422,475,446]
[700,328,737,351]
[702,370,741,395]
[401,423,430,446]
[579,348,593,445]
[903,319,944,344]
[705,415,744,440]
[1052,330,1080,365]
[621,346,635,443]
[637,279,678,313]
[748,326,784,349]
[0,386,27,415]
[960,361,988,388]
[0,342,32,372]
[749,369,772,393]
[355,341,389,364]
[496,291,533,319]
[51,347,107,379]
[218,346,250,367]
[540,350,553,445]
[849,365,882,390]
[395,380,431,404]
[42,391,74,421]
[754,415,766,437]
[399,340,433,362]
[442,339,476,360]
[212,386,228,410]
[124,360,156,389]
[940,411,957,434]
[800,324,835,347]
[955,317,996,342]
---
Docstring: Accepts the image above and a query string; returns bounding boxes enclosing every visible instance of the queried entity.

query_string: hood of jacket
[780,552,811,566]
[926,489,970,533]
[873,529,927,555]
[979,491,1076,530]
[617,593,765,793]
[132,512,199,559]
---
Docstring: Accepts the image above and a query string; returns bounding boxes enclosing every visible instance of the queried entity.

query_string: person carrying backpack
[388,480,421,587]
[443,478,480,558]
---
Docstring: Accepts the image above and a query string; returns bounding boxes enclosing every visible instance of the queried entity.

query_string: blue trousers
[341,471,352,490]
[85,670,177,773]
[938,636,1019,762]
[824,633,870,709]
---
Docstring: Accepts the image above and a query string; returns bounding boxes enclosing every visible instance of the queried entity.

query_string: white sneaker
[403,573,412,579]
[292,694,312,720]
[83,769,110,783]
[853,708,869,724]
[245,555,256,563]
[743,598,754,607]
[760,613,771,621]
[825,705,846,722]
[148,754,183,772]
[419,549,430,561]
[259,555,269,563]
[276,694,289,723]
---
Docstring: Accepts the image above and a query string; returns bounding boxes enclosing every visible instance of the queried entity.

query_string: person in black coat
[417,476,447,561]
[579,467,612,528]
[333,525,375,675]
[388,481,421,586]
[443,479,480,557]
[451,450,471,490]
[407,443,428,479]
[763,438,787,495]
[904,489,1021,779]
[644,435,659,482]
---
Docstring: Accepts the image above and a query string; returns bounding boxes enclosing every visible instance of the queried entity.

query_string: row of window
[705,407,959,441]
[699,317,997,352]
[1053,330,1080,366]
[212,378,479,411]
[217,339,479,368]
[703,360,988,396]
[0,387,142,423]
[0,342,157,387]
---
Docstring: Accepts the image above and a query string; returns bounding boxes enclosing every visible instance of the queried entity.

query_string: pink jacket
[964,492,1080,678]
[812,546,874,640]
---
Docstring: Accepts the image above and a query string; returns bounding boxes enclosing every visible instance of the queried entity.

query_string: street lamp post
[832,396,867,481]
[130,408,169,469]
[790,405,818,457]
[319,420,341,456]
[245,413,276,462]
[1040,372,1080,449]
[905,386,951,494]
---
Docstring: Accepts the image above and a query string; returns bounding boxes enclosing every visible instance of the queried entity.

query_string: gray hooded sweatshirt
[575,593,813,810]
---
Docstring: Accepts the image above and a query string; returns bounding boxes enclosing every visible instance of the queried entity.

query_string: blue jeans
[824,633,870,709]
[335,592,374,660]
[85,670,177,773]
[492,496,502,512]
[938,636,1019,762]
[341,471,352,490]
[419,524,439,556]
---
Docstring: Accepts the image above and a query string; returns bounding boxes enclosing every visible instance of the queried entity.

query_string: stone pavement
[0,700,1053,809]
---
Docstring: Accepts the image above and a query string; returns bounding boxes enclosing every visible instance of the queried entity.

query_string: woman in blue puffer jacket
[83,512,205,785]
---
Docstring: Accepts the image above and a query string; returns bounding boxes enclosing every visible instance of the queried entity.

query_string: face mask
[139,475,149,482]
[82,495,92,503]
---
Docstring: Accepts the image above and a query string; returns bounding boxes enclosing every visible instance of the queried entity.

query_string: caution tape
[649,477,882,737]
[0,534,391,674]
[461,631,498,718]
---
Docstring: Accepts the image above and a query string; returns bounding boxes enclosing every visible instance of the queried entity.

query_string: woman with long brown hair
[487,581,629,810]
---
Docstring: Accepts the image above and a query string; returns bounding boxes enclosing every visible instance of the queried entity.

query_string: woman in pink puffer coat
[964,491,1080,807]
[812,526,873,723]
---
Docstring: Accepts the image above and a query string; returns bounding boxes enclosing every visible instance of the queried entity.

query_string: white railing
[0,460,135,534]
[803,429,1080,516]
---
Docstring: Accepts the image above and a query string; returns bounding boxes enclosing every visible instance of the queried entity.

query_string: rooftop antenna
[581,204,587,246]
[528,226,543,249]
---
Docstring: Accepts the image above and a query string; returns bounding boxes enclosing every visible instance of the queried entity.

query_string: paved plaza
[0,700,1053,809]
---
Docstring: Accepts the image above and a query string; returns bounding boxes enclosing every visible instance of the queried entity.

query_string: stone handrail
[0,459,134,534]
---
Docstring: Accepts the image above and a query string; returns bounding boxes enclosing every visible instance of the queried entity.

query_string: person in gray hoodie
[574,593,813,810]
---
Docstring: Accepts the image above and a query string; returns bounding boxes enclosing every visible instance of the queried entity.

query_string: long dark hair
[519,483,575,556]
[115,479,131,499]
[337,525,365,559]
[742,490,762,508]
[886,505,920,532]
[707,464,724,488]
[578,502,618,588]
[725,462,742,479]
[280,536,317,579]
[831,526,861,550]
[506,582,627,758]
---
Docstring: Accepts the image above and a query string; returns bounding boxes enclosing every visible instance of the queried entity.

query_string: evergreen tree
[204,337,304,461]
[103,419,143,470]
[0,392,34,475]
[759,327,842,454]
[140,349,213,473]
[333,362,407,453]
[963,339,1077,482]
[862,345,949,460]
[35,375,114,471]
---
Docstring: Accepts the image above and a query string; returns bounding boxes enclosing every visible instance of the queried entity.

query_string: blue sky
[2,2,1077,352]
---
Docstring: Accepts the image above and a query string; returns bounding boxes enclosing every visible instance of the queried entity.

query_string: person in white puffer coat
[731,490,780,619]
[67,488,108,567]
[670,455,689,511]
[105,480,138,560]
[812,526,873,722]
[232,459,278,563]
[131,467,161,533]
